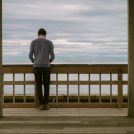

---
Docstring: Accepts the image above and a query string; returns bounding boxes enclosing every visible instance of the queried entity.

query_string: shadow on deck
[0,108,134,134]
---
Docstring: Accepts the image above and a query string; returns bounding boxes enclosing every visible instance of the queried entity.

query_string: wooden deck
[0,108,134,134]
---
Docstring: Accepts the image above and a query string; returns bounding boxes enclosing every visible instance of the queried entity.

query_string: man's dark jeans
[33,67,50,105]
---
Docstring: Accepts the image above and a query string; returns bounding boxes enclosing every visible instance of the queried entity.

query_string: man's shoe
[38,104,44,110]
[44,104,50,110]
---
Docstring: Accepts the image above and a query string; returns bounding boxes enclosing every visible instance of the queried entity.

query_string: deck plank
[0,108,133,134]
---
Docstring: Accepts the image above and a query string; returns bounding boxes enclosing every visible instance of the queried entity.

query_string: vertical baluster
[34,75,38,108]
[24,73,26,103]
[110,74,112,104]
[34,84,36,104]
[88,73,91,103]
[13,73,15,104]
[118,73,123,108]
[2,73,4,105]
[56,73,58,104]
[99,73,101,103]
[0,73,5,104]
[34,84,37,105]
[78,73,80,103]
[67,73,69,103]
[0,73,3,116]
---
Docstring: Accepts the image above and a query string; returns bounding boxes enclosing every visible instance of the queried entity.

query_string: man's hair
[38,28,47,36]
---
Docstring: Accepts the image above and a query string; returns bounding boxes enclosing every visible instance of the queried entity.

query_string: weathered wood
[2,80,127,85]
[78,73,80,103]
[1,64,128,108]
[2,64,128,73]
[67,73,69,103]
[0,108,133,134]
[88,74,91,103]
[0,0,3,118]
[128,0,134,117]
[99,73,101,103]
[12,74,15,103]
[56,73,58,103]
[118,73,123,108]
[110,74,112,104]
[3,103,127,108]
[24,73,26,103]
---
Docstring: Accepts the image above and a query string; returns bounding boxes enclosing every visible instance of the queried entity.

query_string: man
[29,28,55,110]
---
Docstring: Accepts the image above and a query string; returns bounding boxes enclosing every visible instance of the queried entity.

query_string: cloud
[2,0,128,63]
[3,0,127,40]
[3,39,127,57]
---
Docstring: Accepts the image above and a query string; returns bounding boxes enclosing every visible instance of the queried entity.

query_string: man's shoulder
[32,38,52,43]
[45,39,53,44]
[31,39,37,45]
[32,38,38,43]
[31,39,53,48]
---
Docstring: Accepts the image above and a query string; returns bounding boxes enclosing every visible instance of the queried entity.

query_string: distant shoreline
[2,62,128,65]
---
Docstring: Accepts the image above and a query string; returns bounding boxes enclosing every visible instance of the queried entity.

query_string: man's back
[29,38,55,67]
[29,28,55,110]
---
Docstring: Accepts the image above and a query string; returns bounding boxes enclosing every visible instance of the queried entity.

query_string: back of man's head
[38,28,47,36]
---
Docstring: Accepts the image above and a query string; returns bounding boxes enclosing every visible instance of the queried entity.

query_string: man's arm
[49,41,55,63]
[29,41,34,63]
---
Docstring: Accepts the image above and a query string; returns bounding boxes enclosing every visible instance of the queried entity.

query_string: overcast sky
[2,0,128,63]
[3,0,127,40]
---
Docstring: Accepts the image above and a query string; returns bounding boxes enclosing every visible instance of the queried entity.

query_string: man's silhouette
[29,28,55,110]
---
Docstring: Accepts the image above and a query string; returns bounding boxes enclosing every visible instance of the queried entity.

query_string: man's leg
[44,84,50,104]
[33,67,44,105]
[43,68,50,105]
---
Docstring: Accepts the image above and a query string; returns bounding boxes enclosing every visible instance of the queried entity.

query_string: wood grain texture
[0,108,133,134]
[2,64,128,73]
[1,64,128,108]
[3,103,128,108]
[128,0,134,117]
[0,0,3,118]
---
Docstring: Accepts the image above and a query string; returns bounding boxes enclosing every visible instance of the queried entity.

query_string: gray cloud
[3,0,127,40]
[3,0,128,63]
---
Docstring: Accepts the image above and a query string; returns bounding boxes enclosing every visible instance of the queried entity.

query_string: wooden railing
[1,64,128,108]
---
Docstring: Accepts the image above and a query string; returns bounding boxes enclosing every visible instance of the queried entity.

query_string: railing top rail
[2,64,128,73]
[2,63,128,66]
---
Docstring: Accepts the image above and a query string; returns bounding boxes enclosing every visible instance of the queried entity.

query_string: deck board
[0,108,134,134]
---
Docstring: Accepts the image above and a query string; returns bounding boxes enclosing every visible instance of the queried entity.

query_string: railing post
[118,73,123,108]
[0,0,3,118]
[35,84,39,108]
[128,0,134,117]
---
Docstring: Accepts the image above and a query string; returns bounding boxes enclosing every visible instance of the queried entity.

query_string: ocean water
[3,40,128,64]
